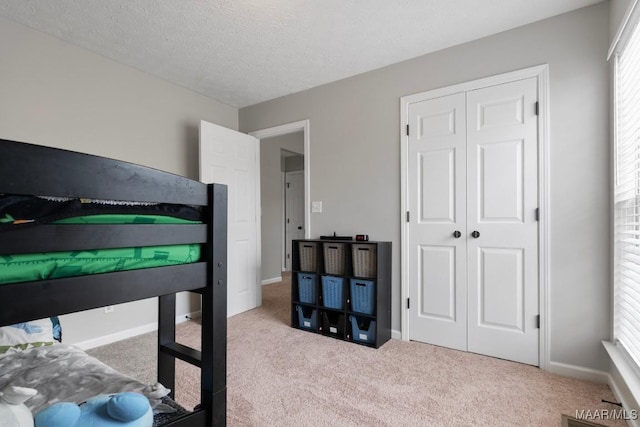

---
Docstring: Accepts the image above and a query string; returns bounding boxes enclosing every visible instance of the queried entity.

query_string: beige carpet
[89,278,626,427]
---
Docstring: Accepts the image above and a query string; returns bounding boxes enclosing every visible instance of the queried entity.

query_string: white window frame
[606,0,640,411]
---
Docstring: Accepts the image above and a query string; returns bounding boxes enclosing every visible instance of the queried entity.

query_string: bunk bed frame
[0,139,227,427]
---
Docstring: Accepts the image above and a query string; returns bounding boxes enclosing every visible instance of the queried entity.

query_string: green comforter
[0,214,201,285]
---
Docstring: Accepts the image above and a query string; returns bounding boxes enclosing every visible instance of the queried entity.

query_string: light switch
[312,201,323,213]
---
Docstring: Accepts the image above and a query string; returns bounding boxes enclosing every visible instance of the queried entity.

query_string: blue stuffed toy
[34,392,152,427]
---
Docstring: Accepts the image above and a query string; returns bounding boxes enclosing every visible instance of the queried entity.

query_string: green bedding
[53,214,200,225]
[0,214,201,285]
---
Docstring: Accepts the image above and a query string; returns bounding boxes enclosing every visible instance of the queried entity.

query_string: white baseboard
[75,311,201,351]
[546,361,610,384]
[262,276,282,286]
[392,329,402,340]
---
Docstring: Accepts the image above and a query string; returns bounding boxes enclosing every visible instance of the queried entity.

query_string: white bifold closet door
[408,77,539,366]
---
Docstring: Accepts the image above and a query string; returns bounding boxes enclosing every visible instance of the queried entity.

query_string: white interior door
[285,170,305,271]
[199,120,260,317]
[466,78,539,365]
[407,92,467,351]
[407,77,539,366]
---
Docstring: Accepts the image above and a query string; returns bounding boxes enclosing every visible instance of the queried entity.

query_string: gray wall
[0,17,238,345]
[241,3,611,371]
[285,155,304,172]
[260,132,304,281]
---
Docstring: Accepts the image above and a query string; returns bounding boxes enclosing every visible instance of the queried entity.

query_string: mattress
[0,194,203,285]
[0,194,202,228]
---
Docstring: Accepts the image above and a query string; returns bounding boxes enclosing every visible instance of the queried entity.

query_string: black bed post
[202,183,228,427]
[158,293,177,397]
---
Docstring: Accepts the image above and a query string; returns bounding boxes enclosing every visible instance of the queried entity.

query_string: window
[614,9,640,370]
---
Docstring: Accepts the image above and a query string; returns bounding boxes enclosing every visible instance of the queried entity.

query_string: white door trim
[250,119,311,239]
[400,64,550,369]
[281,171,287,271]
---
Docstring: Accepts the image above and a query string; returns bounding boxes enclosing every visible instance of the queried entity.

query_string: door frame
[249,120,312,276]
[400,64,550,369]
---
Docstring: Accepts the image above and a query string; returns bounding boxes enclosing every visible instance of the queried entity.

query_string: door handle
[453,231,461,238]
[471,230,480,238]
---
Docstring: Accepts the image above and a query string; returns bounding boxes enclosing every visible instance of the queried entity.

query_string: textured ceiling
[0,0,604,108]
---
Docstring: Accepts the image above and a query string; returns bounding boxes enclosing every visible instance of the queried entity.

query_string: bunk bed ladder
[157,183,228,427]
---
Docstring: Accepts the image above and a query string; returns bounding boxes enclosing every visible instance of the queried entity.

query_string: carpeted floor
[88,277,626,426]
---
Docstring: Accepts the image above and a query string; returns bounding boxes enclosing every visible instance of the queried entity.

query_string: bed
[0,138,228,426]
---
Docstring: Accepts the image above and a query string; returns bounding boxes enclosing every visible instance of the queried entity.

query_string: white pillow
[0,319,55,355]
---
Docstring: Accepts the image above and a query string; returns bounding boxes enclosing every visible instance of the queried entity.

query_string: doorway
[250,120,311,287]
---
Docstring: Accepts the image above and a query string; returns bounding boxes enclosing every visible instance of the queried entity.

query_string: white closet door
[407,92,468,351]
[466,77,539,365]
[406,77,540,366]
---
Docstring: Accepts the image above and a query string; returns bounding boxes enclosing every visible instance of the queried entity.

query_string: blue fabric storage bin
[296,305,317,330]
[350,278,375,315]
[349,315,376,344]
[321,275,345,309]
[297,273,318,304]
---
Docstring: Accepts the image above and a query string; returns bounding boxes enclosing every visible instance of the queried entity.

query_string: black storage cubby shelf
[291,239,391,348]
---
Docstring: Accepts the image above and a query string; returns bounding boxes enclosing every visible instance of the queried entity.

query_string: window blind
[615,14,640,369]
